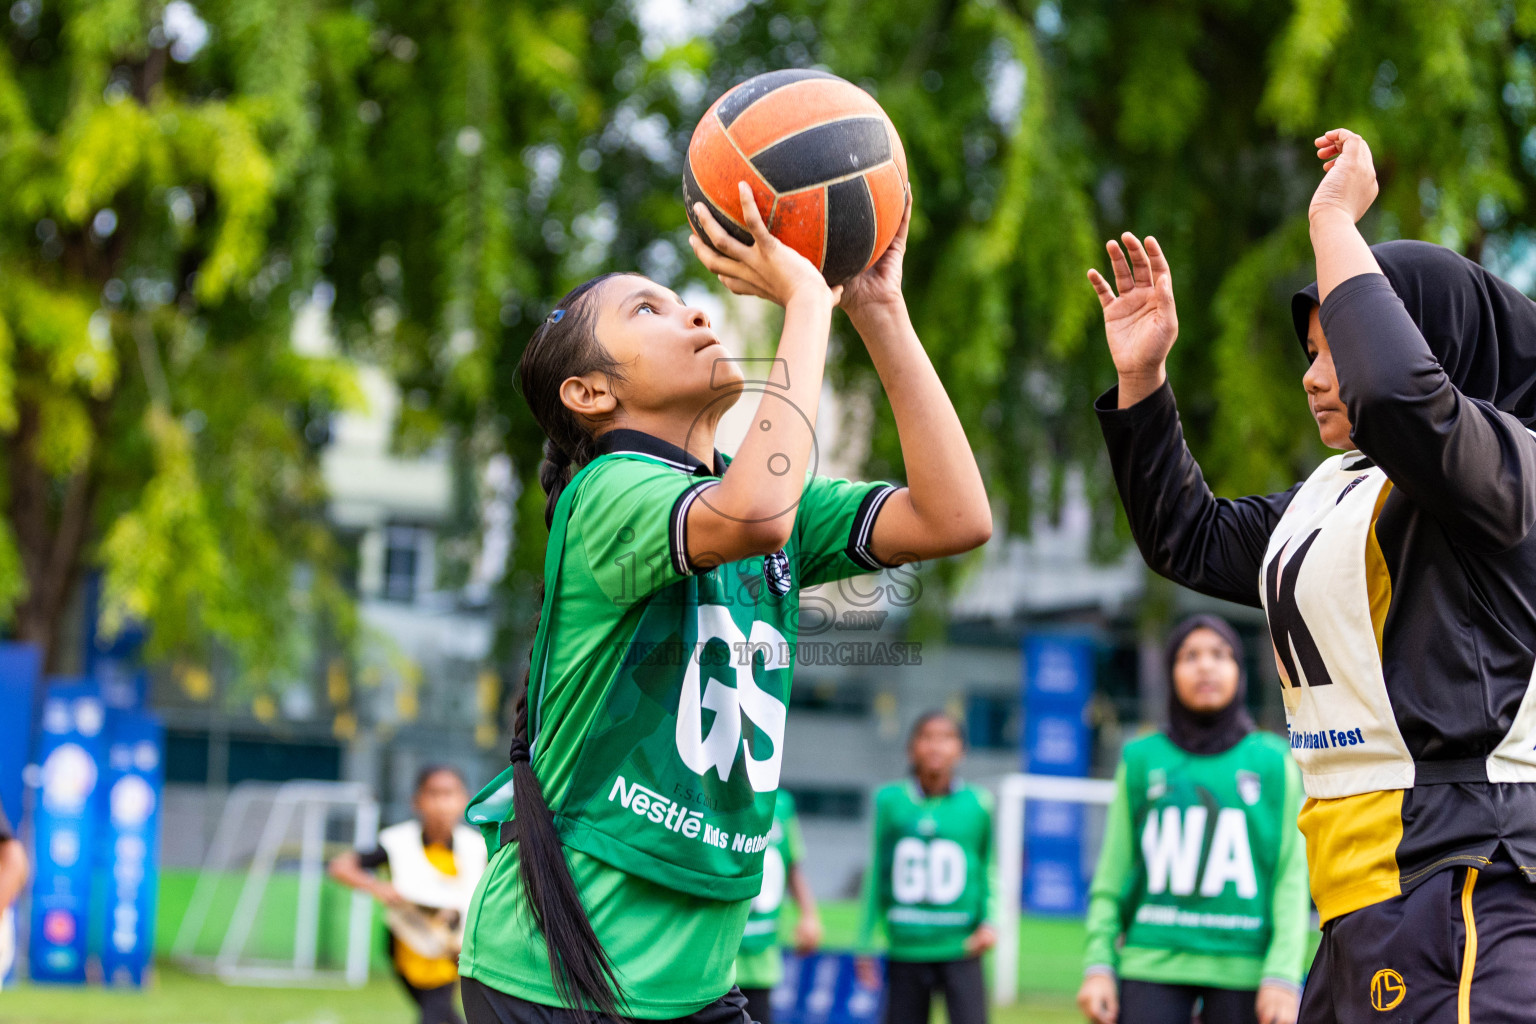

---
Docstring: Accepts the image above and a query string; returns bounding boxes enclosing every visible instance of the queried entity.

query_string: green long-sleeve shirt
[856,779,998,962]
[1083,732,1311,992]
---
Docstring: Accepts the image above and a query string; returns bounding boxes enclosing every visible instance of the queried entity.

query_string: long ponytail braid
[505,641,624,1022]
[507,272,630,1021]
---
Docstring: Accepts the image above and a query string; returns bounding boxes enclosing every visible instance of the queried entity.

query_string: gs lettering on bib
[462,450,896,903]
[554,564,794,901]
[674,608,788,793]
[1259,454,1415,798]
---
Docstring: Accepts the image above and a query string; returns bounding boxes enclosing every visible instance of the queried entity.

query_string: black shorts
[737,986,772,1024]
[1118,980,1258,1024]
[882,957,986,1024]
[402,978,467,1024]
[461,977,755,1024]
[1299,854,1536,1023]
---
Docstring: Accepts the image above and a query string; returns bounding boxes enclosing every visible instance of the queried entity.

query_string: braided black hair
[506,272,632,1021]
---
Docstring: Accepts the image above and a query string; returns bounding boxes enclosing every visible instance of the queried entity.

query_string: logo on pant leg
[1370,969,1405,1011]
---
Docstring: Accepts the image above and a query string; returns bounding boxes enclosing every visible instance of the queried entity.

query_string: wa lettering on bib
[1120,734,1288,959]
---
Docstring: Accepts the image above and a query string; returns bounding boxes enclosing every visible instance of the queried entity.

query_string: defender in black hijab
[1093,214,1536,1022]
[1293,239,1536,429]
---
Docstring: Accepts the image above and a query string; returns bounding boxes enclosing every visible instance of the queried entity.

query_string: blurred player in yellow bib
[331,766,485,1024]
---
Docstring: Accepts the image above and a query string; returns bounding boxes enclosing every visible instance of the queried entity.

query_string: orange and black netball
[684,69,909,287]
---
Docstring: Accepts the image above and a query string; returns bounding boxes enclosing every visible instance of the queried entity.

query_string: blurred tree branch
[315,0,1536,720]
[0,0,360,689]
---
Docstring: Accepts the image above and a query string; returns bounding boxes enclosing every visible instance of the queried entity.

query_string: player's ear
[558,372,618,419]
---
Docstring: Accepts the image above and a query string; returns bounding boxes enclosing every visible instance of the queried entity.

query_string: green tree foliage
[1053,0,1536,496]
[0,0,357,684]
[10,0,1530,693]
[321,0,706,661]
[313,0,1536,688]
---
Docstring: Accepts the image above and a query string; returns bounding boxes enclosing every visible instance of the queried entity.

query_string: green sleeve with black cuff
[1083,762,1134,976]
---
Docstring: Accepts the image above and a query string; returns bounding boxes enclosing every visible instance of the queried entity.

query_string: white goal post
[991,772,1117,1006]
[173,780,380,987]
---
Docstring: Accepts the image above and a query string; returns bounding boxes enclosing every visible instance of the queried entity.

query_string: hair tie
[508,737,532,765]
[544,309,565,324]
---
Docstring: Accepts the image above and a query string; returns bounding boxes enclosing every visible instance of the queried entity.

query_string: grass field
[3,965,1085,1024]
[2,902,1093,1024]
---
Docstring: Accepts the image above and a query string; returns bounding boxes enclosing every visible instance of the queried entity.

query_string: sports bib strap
[1414,758,1489,785]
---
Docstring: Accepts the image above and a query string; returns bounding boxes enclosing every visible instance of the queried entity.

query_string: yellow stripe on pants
[1459,868,1479,1024]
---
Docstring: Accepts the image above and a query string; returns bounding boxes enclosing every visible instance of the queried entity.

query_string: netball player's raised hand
[1309,128,1379,224]
[1087,233,1178,408]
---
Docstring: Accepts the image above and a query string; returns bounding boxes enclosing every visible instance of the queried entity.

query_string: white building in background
[318,362,500,823]
[156,305,503,869]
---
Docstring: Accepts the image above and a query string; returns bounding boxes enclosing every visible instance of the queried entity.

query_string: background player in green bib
[735,791,822,1024]
[457,182,992,1024]
[856,711,997,1024]
[1077,617,1310,1024]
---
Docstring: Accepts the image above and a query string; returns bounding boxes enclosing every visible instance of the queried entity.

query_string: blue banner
[1022,633,1096,915]
[0,644,40,989]
[93,661,147,714]
[29,680,105,984]
[772,952,883,1024]
[1022,841,1088,914]
[96,710,163,986]
[1022,709,1090,776]
[0,644,40,836]
[1024,632,1095,708]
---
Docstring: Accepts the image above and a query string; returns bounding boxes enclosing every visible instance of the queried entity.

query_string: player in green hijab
[1077,617,1309,1024]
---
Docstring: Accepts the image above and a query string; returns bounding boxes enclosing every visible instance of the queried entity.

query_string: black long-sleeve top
[1096,273,1536,922]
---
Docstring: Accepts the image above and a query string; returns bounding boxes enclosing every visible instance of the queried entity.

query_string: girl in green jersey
[459,178,990,1024]
[1077,617,1310,1024]
[856,711,997,1024]
[734,791,821,1024]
